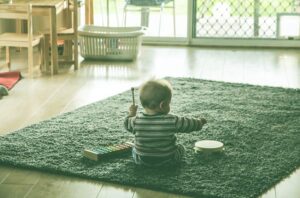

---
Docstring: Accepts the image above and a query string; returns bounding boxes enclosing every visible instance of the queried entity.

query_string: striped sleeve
[124,116,136,134]
[174,115,204,133]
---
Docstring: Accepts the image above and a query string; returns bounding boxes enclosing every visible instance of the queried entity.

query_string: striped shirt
[124,113,205,157]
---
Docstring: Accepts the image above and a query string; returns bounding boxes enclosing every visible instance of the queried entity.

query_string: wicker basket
[78,25,144,61]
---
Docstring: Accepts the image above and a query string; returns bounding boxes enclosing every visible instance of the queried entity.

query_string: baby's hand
[128,105,138,117]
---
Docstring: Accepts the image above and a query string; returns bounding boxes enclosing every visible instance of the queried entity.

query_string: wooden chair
[44,0,79,74]
[123,0,176,36]
[0,4,44,77]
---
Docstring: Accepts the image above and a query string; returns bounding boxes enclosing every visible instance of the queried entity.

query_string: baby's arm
[175,115,207,133]
[124,105,138,134]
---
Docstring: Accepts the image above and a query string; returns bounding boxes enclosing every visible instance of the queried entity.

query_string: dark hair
[139,79,172,109]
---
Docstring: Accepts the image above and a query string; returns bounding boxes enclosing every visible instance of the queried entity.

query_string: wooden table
[5,0,66,75]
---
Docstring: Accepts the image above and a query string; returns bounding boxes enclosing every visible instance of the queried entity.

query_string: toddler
[124,79,207,167]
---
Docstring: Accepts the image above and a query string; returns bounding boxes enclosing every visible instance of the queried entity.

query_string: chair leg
[159,3,165,36]
[74,38,78,70]
[63,40,72,61]
[5,46,10,70]
[113,0,119,26]
[100,0,105,25]
[44,35,52,75]
[141,7,149,27]
[40,37,46,72]
[123,4,127,27]
[172,0,176,36]
[28,45,33,78]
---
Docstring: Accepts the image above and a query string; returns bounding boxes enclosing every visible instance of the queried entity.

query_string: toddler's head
[139,79,172,114]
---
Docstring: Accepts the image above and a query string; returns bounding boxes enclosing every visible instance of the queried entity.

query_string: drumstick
[131,87,135,106]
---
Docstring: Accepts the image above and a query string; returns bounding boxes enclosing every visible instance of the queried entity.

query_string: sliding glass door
[192,0,300,47]
[83,0,300,47]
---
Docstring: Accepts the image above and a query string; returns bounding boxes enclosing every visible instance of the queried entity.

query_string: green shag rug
[0,77,299,198]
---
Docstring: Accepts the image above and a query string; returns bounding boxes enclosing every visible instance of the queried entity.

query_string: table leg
[50,7,58,74]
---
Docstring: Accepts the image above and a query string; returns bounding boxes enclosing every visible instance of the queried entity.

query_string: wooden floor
[0,46,299,198]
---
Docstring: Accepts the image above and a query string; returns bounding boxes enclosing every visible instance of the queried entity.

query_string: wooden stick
[131,87,135,106]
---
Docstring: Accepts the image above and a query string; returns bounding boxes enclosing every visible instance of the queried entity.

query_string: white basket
[78,25,144,61]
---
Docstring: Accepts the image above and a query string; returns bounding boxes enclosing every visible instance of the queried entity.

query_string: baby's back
[133,113,178,157]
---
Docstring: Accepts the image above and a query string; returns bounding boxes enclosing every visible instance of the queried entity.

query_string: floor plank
[0,166,10,184]
[2,169,40,185]
[97,182,135,198]
[133,188,191,198]
[26,173,102,198]
[0,184,32,198]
